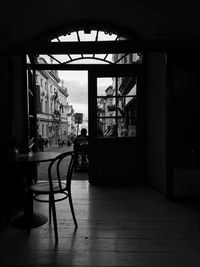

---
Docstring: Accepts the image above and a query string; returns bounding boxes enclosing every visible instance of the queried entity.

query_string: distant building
[36,57,75,144]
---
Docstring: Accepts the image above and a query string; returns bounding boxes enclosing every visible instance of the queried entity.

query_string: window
[36,29,142,65]
[45,98,48,113]
[46,125,49,137]
[42,124,44,136]
[97,76,137,138]
[50,100,53,113]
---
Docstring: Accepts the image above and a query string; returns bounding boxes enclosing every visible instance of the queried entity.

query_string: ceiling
[1,0,200,43]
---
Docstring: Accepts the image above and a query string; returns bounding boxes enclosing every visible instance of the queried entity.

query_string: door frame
[88,64,146,184]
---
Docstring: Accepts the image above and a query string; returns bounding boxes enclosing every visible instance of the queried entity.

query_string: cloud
[72,103,88,119]
[64,79,88,117]
[65,79,88,105]
[58,70,88,117]
[58,71,112,118]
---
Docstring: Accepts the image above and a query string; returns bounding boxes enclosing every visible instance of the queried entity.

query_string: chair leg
[49,195,51,223]
[50,194,58,241]
[68,192,78,228]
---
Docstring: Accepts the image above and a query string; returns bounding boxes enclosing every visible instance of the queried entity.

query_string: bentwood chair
[29,151,78,241]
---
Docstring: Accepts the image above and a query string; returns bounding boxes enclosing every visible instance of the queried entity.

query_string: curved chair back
[48,151,75,191]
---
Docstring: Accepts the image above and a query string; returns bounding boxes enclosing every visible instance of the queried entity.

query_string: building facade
[36,57,76,145]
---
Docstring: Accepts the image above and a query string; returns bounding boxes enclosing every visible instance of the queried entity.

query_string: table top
[9,151,61,163]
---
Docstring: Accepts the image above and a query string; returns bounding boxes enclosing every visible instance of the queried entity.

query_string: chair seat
[30,181,67,194]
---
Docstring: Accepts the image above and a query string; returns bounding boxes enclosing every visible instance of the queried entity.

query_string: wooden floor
[1,179,200,266]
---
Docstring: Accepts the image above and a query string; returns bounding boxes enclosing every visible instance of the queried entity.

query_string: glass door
[88,66,142,184]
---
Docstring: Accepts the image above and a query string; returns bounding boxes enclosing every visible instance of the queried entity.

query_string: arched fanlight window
[37,28,142,65]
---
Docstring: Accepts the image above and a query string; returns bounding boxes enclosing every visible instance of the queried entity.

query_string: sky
[58,70,88,120]
[58,71,113,127]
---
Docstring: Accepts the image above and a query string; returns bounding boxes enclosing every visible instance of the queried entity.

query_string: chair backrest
[48,151,75,191]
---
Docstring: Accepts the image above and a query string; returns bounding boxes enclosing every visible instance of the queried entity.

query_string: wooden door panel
[88,67,140,185]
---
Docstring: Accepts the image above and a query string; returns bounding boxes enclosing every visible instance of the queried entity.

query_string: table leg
[12,192,48,228]
[12,171,48,229]
[12,212,48,228]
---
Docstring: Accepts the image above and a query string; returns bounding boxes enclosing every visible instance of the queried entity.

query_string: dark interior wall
[171,53,200,166]
[0,55,28,155]
[0,55,27,227]
[0,55,12,159]
[12,55,29,153]
[170,53,200,197]
[0,55,13,226]
[147,52,167,193]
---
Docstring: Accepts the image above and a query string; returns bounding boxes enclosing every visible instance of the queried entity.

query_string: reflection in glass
[97,97,116,117]
[117,118,136,137]
[113,53,141,64]
[97,78,115,96]
[97,75,137,138]
[127,125,136,137]
[97,118,117,137]
[117,96,136,117]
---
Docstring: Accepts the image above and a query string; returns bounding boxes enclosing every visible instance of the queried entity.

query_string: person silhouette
[74,128,89,169]
[38,135,44,152]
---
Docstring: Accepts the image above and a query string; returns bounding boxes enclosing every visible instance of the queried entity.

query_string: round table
[10,152,60,228]
[12,151,60,163]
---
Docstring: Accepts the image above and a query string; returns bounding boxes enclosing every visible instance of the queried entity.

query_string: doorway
[27,27,145,184]
[35,68,89,180]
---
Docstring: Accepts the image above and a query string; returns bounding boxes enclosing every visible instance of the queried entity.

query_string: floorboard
[1,180,200,266]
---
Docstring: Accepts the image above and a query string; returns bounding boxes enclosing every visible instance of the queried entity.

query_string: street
[37,144,88,181]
